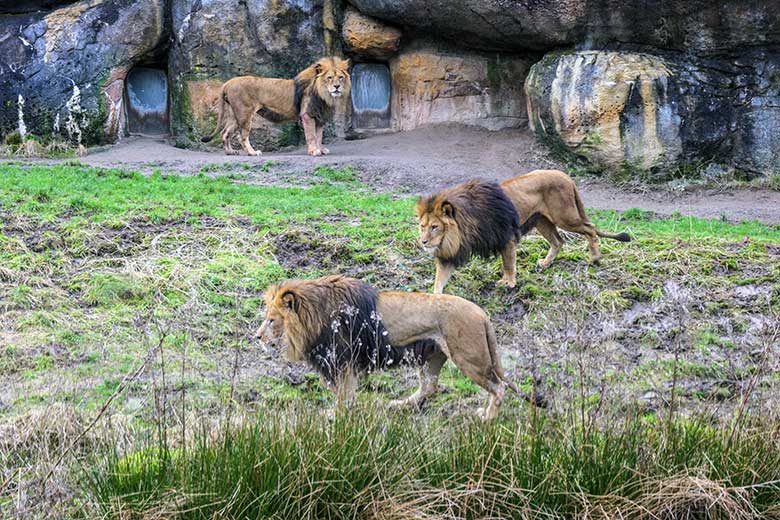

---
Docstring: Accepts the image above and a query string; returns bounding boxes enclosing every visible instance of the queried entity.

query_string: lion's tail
[573,185,632,242]
[201,87,228,143]
[485,320,548,408]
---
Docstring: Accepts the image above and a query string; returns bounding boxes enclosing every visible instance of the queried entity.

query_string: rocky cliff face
[0,0,165,144]
[2,0,780,175]
[350,0,780,176]
[347,0,780,55]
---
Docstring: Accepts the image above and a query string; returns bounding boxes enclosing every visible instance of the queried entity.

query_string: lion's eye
[431,225,438,231]
[328,76,333,80]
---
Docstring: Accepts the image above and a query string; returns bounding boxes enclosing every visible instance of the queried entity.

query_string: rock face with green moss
[525,52,682,176]
[351,0,780,176]
[525,49,780,177]
[0,0,165,144]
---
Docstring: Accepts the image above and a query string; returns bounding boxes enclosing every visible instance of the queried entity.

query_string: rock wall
[347,0,780,54]
[389,41,529,132]
[0,0,165,144]
[349,0,780,176]
[525,49,780,176]
[3,0,780,174]
[525,52,682,175]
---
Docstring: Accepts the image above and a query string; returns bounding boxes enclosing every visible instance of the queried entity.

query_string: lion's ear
[340,58,351,70]
[281,291,300,313]
[414,197,426,218]
[440,201,455,219]
[314,62,323,75]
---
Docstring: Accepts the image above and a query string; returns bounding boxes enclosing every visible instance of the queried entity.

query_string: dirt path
[53,125,780,224]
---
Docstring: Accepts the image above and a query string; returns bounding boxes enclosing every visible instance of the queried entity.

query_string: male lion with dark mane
[417,170,631,293]
[201,57,351,157]
[256,275,545,420]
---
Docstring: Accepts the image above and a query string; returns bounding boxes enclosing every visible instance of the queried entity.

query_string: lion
[201,57,351,157]
[416,170,631,293]
[256,275,545,420]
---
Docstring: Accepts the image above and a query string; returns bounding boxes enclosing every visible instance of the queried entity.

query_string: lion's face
[416,200,460,257]
[256,285,298,359]
[314,58,351,100]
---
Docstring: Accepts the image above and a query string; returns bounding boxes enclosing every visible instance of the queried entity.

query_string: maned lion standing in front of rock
[201,57,351,157]
[416,170,631,293]
[256,275,545,420]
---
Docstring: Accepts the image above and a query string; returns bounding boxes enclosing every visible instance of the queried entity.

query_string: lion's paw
[308,147,323,156]
[320,147,330,155]
[497,278,516,289]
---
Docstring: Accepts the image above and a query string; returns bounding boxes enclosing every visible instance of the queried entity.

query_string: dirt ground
[69,125,780,224]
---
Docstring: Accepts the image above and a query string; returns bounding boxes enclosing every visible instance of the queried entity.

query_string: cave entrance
[125,66,169,136]
[351,63,391,129]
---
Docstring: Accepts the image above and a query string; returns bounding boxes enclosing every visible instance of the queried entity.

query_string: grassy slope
[1,163,780,518]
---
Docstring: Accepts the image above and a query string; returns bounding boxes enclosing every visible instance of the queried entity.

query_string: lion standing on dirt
[202,57,351,157]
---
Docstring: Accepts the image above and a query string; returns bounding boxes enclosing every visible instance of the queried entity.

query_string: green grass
[87,405,780,519]
[2,163,780,517]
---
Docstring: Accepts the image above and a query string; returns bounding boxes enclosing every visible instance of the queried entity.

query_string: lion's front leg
[497,240,517,289]
[389,351,447,410]
[301,113,322,156]
[316,124,329,155]
[432,259,455,294]
[333,367,358,409]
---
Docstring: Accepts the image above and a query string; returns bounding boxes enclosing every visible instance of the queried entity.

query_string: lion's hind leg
[477,381,506,421]
[221,119,239,155]
[389,349,446,410]
[535,217,564,271]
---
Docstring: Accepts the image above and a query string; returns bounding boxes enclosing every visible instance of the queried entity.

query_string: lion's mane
[416,180,531,267]
[269,275,435,384]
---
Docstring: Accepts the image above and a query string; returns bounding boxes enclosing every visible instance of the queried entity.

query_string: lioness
[417,170,631,293]
[256,275,544,420]
[202,57,351,157]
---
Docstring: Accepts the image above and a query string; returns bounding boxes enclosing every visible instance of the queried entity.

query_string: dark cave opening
[351,62,392,129]
[125,64,170,136]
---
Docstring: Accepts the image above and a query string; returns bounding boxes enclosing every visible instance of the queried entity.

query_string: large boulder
[389,41,529,131]
[169,0,326,149]
[341,6,401,60]
[347,0,780,54]
[526,49,780,176]
[0,0,165,143]
[525,51,682,175]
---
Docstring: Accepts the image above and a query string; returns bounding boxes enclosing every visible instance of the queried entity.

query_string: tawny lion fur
[416,170,631,293]
[202,57,351,157]
[256,275,544,420]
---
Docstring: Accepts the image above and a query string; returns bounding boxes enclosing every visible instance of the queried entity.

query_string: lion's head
[256,275,393,383]
[415,180,522,267]
[296,57,352,105]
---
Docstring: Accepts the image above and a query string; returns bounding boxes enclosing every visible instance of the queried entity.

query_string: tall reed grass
[86,405,780,519]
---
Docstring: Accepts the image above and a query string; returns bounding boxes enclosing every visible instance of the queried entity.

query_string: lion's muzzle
[256,319,274,344]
